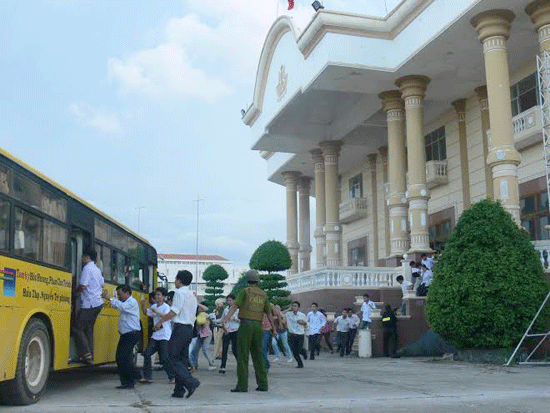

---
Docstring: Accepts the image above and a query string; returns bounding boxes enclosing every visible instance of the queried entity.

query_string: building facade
[157,254,246,295]
[243,0,550,301]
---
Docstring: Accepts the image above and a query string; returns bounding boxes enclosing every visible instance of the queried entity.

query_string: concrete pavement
[2,353,550,412]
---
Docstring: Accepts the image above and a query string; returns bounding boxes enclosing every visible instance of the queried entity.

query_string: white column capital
[282,171,301,189]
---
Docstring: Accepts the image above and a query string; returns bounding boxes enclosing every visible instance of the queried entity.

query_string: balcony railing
[512,106,541,150]
[286,267,401,294]
[426,160,448,189]
[534,241,550,272]
[339,197,368,224]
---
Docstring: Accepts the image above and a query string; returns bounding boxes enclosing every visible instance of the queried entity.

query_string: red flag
[288,0,294,10]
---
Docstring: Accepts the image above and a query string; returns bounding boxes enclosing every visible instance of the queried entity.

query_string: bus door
[68,228,91,361]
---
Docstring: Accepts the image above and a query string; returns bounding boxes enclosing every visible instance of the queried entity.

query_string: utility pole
[193,197,204,293]
[135,207,146,234]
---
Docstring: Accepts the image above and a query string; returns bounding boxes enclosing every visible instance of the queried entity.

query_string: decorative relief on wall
[276,65,288,102]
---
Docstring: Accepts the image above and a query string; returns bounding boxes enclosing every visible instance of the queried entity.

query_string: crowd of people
[74,248,437,399]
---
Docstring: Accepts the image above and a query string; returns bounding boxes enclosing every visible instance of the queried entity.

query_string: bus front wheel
[0,318,51,405]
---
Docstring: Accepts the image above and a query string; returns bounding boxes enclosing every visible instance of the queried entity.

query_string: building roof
[158,254,230,262]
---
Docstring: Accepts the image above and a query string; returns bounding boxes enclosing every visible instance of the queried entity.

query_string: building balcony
[339,197,368,224]
[426,160,448,189]
[513,106,542,150]
[286,266,401,294]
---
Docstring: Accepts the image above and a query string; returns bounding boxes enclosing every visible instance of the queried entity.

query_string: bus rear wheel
[0,318,51,405]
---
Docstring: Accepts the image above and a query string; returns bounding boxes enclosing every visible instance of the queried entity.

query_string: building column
[452,99,471,211]
[368,154,379,266]
[474,86,494,199]
[320,141,343,267]
[310,149,326,268]
[379,90,409,259]
[282,171,301,275]
[379,146,392,262]
[395,76,432,254]
[471,10,521,224]
[526,1,550,54]
[298,176,312,272]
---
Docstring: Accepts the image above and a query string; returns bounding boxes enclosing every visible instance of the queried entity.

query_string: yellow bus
[0,148,157,405]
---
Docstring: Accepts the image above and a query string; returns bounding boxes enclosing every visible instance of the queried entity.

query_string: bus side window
[14,208,41,261]
[0,199,9,251]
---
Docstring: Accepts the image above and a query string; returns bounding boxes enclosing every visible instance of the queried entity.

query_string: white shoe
[272,357,280,362]
[208,365,216,370]
[287,358,293,363]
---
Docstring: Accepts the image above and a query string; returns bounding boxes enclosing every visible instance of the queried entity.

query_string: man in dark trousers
[381,304,399,358]
[102,285,141,389]
[154,270,200,398]
[223,270,276,392]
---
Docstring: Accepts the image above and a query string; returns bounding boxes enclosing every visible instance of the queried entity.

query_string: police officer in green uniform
[223,270,276,392]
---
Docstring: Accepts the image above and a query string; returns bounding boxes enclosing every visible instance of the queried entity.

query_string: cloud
[108,0,313,102]
[69,103,123,134]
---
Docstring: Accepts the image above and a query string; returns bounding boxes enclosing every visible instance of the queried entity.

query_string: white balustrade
[339,198,368,223]
[286,266,401,294]
[533,241,550,272]
[425,160,448,189]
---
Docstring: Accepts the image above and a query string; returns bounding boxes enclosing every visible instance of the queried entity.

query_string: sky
[0,0,399,266]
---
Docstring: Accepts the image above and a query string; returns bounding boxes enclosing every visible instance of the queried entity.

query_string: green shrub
[426,199,550,349]
[250,240,292,309]
[249,240,292,273]
[202,264,228,309]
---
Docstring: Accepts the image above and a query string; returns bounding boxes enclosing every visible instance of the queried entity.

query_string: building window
[521,191,549,240]
[425,126,446,162]
[429,220,451,253]
[511,73,538,117]
[347,236,368,266]
[349,174,363,199]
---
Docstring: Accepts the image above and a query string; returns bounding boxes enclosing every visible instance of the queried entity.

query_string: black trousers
[143,338,175,380]
[116,330,141,386]
[169,323,199,393]
[220,331,238,369]
[289,333,305,367]
[383,329,399,357]
[347,328,357,354]
[336,331,349,357]
[309,334,320,359]
[73,305,103,358]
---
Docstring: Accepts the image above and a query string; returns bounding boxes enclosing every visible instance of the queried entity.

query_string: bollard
[358,328,372,358]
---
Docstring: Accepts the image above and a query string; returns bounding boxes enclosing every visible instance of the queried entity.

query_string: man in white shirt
[333,309,351,357]
[421,253,435,270]
[101,284,141,389]
[306,302,326,360]
[396,275,413,315]
[154,270,200,399]
[73,248,104,364]
[139,287,175,384]
[346,308,360,355]
[285,301,308,368]
[360,294,377,329]
[417,264,433,297]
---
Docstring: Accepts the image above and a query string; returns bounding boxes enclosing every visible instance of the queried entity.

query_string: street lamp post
[193,197,204,293]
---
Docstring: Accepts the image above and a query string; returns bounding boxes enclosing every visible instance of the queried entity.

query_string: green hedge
[426,199,550,349]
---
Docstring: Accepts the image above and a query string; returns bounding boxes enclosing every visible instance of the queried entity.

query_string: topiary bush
[250,240,292,309]
[202,264,228,309]
[426,198,550,349]
[249,240,292,273]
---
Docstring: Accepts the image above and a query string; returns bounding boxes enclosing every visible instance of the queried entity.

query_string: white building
[157,253,247,295]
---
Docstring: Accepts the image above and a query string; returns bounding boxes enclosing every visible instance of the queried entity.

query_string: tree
[426,199,550,349]
[202,264,228,309]
[230,272,249,298]
[249,240,292,309]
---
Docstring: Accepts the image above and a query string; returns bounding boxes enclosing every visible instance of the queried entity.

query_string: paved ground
[2,353,550,412]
